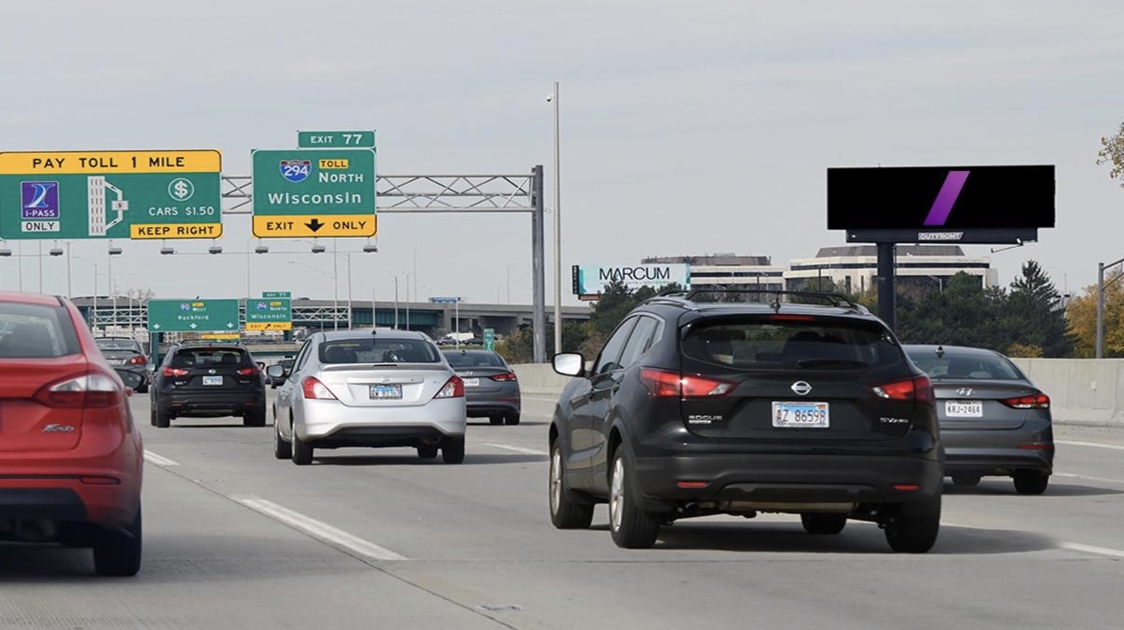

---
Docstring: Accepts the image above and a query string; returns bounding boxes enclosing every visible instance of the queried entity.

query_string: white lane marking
[143,450,179,466]
[1056,440,1124,451]
[237,496,408,561]
[1055,472,1124,485]
[483,443,548,456]
[1059,543,1124,559]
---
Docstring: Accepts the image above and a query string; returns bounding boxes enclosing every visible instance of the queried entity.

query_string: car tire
[442,436,465,464]
[489,416,504,426]
[291,430,313,466]
[504,413,521,426]
[244,404,267,428]
[273,421,292,460]
[149,406,157,427]
[93,504,142,577]
[549,442,594,529]
[801,513,847,535]
[417,445,439,459]
[1013,470,1049,495]
[884,498,941,553]
[951,474,982,487]
[608,443,660,549]
[154,405,170,429]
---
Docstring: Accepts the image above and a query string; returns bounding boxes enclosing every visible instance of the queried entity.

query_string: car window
[593,317,639,375]
[618,316,660,369]
[96,339,142,352]
[292,341,313,372]
[907,351,1023,380]
[682,317,901,370]
[0,302,81,358]
[444,352,505,368]
[320,338,441,364]
[170,347,253,368]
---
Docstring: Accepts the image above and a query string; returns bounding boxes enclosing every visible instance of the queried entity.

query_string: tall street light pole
[1096,257,1124,358]
[551,80,562,356]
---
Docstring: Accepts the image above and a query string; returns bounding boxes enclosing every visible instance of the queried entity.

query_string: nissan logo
[791,381,812,396]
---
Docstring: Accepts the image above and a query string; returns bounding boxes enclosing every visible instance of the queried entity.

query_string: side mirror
[552,352,585,377]
[266,364,284,378]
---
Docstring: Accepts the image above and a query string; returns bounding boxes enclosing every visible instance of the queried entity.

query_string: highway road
[2,393,1123,629]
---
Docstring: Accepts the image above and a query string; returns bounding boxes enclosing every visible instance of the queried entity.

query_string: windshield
[320,338,441,364]
[906,350,1024,380]
[97,339,142,352]
[444,351,505,368]
[0,302,81,359]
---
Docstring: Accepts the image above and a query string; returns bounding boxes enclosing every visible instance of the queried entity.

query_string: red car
[0,292,143,576]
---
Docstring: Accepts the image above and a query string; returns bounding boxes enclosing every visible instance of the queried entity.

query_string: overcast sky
[1,0,1122,306]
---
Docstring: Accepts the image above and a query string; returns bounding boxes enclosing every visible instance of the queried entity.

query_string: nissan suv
[150,342,267,428]
[548,290,943,552]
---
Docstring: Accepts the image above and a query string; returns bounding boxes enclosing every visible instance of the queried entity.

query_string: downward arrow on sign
[306,218,324,232]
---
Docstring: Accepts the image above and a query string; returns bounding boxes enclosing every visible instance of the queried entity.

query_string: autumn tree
[1097,120,1124,189]
[1066,267,1124,357]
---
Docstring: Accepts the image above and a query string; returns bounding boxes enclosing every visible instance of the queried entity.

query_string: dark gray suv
[548,291,944,552]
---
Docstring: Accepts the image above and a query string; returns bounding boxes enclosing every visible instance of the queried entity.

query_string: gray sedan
[904,344,1054,494]
[268,329,467,465]
[443,349,521,425]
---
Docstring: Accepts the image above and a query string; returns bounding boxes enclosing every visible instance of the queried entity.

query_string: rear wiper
[794,358,869,369]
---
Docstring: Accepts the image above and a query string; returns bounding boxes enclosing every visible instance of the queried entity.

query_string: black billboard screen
[827,165,1055,230]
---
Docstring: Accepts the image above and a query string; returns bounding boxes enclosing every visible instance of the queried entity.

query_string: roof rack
[653,289,868,313]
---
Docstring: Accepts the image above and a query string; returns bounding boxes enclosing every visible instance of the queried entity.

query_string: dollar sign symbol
[174,180,190,199]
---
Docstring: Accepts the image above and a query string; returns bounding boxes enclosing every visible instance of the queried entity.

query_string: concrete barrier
[516,360,1124,428]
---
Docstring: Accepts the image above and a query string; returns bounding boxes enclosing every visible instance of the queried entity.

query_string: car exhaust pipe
[16,519,58,542]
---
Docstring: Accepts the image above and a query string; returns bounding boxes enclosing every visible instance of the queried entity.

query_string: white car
[268,329,467,465]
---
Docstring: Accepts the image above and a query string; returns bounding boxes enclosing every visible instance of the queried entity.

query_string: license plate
[369,384,403,399]
[463,378,480,387]
[945,400,983,417]
[202,375,223,386]
[772,401,830,428]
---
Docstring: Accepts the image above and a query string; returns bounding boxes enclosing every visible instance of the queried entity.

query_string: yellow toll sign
[252,214,376,238]
[0,150,222,174]
[130,223,223,239]
[245,322,293,332]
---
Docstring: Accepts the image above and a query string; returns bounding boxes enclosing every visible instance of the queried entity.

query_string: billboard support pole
[877,242,896,332]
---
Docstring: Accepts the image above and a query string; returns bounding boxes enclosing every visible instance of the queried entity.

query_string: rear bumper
[296,398,466,446]
[0,477,140,527]
[160,389,264,416]
[465,398,521,417]
[632,451,943,513]
[941,427,1054,475]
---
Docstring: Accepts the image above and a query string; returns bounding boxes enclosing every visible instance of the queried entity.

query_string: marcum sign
[572,264,691,298]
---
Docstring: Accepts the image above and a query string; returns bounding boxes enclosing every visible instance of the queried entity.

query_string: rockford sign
[572,264,691,298]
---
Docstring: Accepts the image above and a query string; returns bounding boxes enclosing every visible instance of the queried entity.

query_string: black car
[95,336,150,393]
[150,342,266,428]
[548,290,943,552]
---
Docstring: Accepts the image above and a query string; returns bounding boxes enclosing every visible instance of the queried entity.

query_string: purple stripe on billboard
[922,170,970,226]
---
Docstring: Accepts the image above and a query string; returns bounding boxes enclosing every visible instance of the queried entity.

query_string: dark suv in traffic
[150,342,267,428]
[548,291,943,552]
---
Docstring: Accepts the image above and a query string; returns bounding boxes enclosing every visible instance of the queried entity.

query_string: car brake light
[489,372,517,382]
[128,355,146,365]
[639,368,733,398]
[434,375,465,399]
[767,314,816,321]
[237,367,259,376]
[33,372,123,409]
[302,376,337,400]
[1002,393,1050,409]
[163,367,189,377]
[871,375,933,403]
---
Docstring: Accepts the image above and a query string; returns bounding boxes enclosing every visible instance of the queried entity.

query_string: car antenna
[935,345,945,358]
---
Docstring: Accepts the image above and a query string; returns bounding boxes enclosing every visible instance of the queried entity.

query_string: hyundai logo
[208,369,217,375]
[956,387,973,397]
[791,381,812,396]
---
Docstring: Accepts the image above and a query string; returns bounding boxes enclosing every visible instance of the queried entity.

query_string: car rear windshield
[682,317,902,370]
[170,347,252,368]
[97,339,142,352]
[320,338,441,364]
[906,350,1024,381]
[0,302,81,358]
[444,352,505,368]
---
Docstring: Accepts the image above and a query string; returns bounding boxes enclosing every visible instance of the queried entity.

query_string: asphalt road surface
[2,393,1123,629]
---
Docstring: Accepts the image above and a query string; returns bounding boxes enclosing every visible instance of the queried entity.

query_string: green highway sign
[297,130,376,149]
[483,328,496,351]
[245,297,292,331]
[251,148,377,239]
[147,299,240,333]
[0,150,223,240]
[262,291,291,299]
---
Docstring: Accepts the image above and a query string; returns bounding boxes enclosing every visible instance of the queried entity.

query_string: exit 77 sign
[0,150,222,240]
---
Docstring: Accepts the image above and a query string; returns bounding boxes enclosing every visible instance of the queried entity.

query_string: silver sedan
[269,329,467,465]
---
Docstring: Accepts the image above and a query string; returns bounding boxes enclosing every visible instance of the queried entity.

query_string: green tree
[1000,261,1073,357]
[1066,268,1124,357]
[1097,120,1124,189]
[895,272,1007,348]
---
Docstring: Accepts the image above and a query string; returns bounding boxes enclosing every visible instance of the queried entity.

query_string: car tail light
[489,372,517,382]
[163,367,189,377]
[872,375,933,403]
[302,376,337,400]
[767,314,815,322]
[1002,393,1050,409]
[33,372,123,409]
[237,367,259,376]
[434,375,465,399]
[128,355,146,365]
[639,368,733,398]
